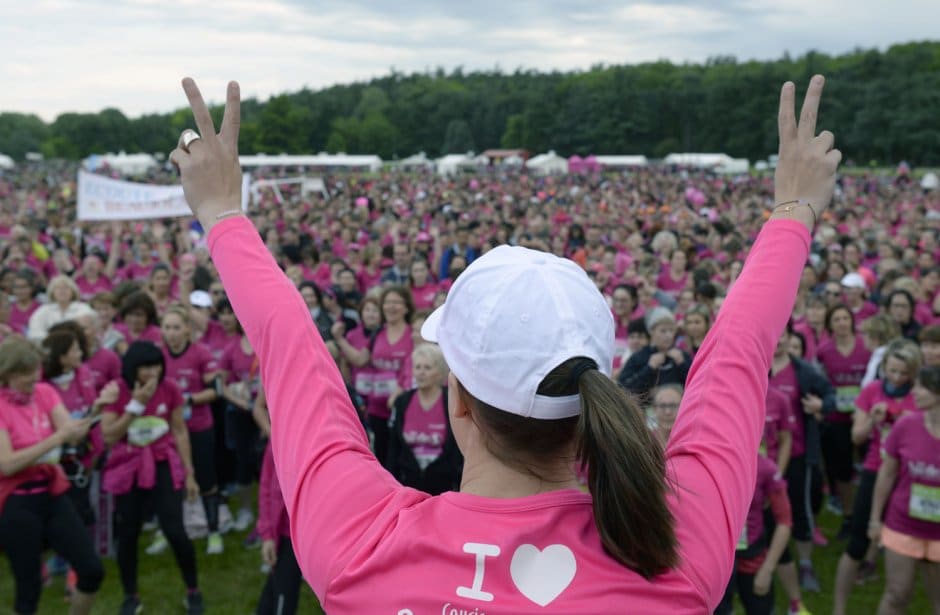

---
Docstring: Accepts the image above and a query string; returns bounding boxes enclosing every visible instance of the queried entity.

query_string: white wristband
[124,399,146,416]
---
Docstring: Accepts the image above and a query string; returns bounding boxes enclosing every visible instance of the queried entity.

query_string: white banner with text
[77,171,250,221]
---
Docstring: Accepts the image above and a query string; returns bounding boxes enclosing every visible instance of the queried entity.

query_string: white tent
[436,153,486,176]
[396,152,434,171]
[0,154,14,170]
[239,153,383,172]
[526,150,569,175]
[594,155,649,169]
[664,152,749,173]
[84,152,158,175]
[921,172,939,191]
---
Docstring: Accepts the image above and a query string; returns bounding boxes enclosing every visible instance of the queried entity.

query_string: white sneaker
[145,530,168,555]
[233,508,254,532]
[206,532,224,555]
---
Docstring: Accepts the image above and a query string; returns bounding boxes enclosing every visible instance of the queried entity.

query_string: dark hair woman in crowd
[100,341,203,615]
[0,336,104,615]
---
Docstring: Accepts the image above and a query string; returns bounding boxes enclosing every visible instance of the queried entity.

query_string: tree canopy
[2,42,938,165]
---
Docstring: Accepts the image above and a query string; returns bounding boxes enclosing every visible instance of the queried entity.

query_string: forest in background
[1,41,938,165]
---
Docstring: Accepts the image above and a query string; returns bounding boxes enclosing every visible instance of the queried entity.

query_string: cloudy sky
[1,0,936,121]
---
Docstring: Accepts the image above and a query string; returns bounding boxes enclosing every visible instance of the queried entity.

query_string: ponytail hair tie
[567,358,599,390]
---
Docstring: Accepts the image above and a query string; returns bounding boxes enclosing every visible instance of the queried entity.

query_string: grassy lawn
[2,506,932,614]
[0,525,323,614]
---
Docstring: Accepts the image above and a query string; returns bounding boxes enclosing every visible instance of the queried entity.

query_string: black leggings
[715,567,775,615]
[821,421,855,486]
[114,462,198,595]
[785,455,823,542]
[0,491,104,614]
[227,405,260,486]
[368,414,390,468]
[191,427,220,533]
[256,536,302,615]
[845,469,878,560]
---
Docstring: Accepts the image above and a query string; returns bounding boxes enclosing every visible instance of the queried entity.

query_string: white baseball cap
[189,290,213,308]
[840,272,866,290]
[421,245,614,420]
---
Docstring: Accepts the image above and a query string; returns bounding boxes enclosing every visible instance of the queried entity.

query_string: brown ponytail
[575,367,678,578]
[460,357,678,578]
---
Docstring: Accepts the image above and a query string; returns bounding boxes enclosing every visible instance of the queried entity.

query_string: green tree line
[2,42,939,165]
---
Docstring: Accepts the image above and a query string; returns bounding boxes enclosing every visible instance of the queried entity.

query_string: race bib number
[372,376,397,397]
[736,525,748,551]
[909,483,940,522]
[355,372,374,396]
[836,385,861,413]
[127,416,170,447]
[35,445,63,465]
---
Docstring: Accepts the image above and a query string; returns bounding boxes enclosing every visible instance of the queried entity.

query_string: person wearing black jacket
[769,326,836,596]
[618,307,691,400]
[387,345,462,495]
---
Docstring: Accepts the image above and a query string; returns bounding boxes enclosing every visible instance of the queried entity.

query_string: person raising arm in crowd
[170,75,839,612]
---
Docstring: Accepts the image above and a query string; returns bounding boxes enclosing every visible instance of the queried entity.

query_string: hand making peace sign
[771,75,842,228]
[169,78,244,233]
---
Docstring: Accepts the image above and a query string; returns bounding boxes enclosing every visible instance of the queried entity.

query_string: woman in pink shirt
[41,328,117,525]
[161,305,224,555]
[656,248,690,300]
[172,75,839,613]
[100,341,203,614]
[9,271,40,334]
[332,295,382,418]
[793,294,828,362]
[219,321,261,531]
[832,339,921,615]
[409,258,439,311]
[816,304,871,525]
[364,285,414,465]
[0,336,103,615]
[387,344,461,493]
[115,291,162,354]
[869,366,940,614]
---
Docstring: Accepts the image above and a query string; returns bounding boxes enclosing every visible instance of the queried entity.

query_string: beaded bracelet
[773,199,817,227]
[215,209,243,221]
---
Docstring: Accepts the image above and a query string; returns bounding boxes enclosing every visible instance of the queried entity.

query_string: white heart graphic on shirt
[510,544,576,606]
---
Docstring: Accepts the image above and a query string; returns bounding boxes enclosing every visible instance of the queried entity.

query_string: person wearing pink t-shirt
[74,255,113,301]
[332,295,382,419]
[388,344,461,493]
[172,75,838,613]
[869,366,940,614]
[715,455,792,615]
[9,271,40,335]
[100,341,203,614]
[220,326,261,530]
[162,305,224,555]
[793,294,829,362]
[365,286,414,465]
[832,340,921,615]
[255,440,302,615]
[816,304,871,526]
[41,329,117,527]
[115,291,162,355]
[76,312,123,392]
[656,249,690,300]
[769,326,836,595]
[409,258,440,311]
[0,337,103,615]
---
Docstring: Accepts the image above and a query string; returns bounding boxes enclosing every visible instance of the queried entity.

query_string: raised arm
[666,76,841,607]
[171,79,426,598]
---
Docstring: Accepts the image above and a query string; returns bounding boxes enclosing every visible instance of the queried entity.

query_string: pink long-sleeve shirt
[209,216,809,614]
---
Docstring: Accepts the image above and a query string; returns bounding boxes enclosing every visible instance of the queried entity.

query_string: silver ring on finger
[181,129,201,152]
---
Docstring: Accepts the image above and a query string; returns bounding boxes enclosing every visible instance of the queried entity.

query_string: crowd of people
[0,118,939,614]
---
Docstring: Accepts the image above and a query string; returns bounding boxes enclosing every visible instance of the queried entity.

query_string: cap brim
[421,305,444,343]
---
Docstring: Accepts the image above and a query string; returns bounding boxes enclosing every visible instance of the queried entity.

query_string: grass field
[1,506,932,614]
